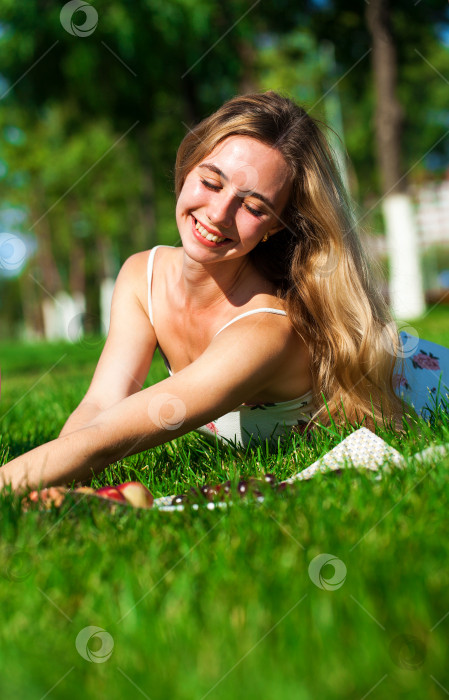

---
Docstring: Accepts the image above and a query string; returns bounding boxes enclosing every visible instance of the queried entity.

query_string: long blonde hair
[175,91,403,429]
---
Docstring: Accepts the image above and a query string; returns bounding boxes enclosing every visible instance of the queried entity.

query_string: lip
[191,216,233,248]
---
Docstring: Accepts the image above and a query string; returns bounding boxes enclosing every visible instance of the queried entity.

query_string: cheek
[242,218,263,234]
[240,208,268,229]
[176,179,202,213]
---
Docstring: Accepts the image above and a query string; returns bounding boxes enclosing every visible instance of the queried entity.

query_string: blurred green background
[0,0,448,339]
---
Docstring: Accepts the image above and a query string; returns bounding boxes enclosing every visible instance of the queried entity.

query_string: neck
[179,252,255,312]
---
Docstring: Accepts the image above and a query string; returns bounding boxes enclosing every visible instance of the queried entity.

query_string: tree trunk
[19,268,44,338]
[137,128,157,250]
[181,72,201,125]
[68,201,86,300]
[366,0,404,194]
[366,0,425,319]
[30,199,63,297]
[28,192,66,338]
[237,40,258,94]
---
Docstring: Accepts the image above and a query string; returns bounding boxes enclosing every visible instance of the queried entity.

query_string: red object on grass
[94,482,154,508]
[95,486,127,503]
[116,481,154,508]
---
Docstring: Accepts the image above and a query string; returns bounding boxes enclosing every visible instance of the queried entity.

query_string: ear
[267,222,285,236]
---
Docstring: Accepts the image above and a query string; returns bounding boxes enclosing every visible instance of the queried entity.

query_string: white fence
[414,181,449,247]
[364,181,449,259]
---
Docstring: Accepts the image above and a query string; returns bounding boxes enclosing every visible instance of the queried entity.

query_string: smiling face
[175,135,292,258]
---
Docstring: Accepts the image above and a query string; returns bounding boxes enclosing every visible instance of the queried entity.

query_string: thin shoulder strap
[213,308,287,338]
[147,245,174,325]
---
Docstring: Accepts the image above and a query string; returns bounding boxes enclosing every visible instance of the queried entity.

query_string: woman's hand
[21,485,98,510]
[23,487,69,510]
[21,483,154,511]
[0,425,108,494]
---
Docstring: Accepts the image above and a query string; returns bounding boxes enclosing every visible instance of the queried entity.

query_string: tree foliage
[0,0,448,335]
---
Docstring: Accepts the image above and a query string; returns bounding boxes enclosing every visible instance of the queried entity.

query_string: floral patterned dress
[394,332,449,419]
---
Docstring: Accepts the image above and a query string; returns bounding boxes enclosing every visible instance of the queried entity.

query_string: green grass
[1,307,449,699]
[403,304,449,348]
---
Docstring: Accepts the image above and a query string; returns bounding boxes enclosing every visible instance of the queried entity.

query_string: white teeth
[195,219,227,243]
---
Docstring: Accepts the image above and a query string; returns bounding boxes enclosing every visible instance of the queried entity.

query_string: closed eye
[245,204,264,218]
[200,178,221,192]
[200,178,265,218]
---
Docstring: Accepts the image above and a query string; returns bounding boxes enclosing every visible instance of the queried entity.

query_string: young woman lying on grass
[0,90,403,497]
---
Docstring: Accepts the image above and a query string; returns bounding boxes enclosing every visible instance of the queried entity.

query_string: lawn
[1,307,449,700]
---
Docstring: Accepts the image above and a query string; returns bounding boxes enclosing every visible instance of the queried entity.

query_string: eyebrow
[198,163,275,211]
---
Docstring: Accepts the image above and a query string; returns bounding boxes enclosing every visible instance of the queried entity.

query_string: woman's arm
[58,400,104,437]
[0,251,158,491]
[0,424,106,492]
[0,313,297,494]
[58,251,157,438]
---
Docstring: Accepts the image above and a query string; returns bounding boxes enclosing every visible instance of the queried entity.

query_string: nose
[206,190,237,229]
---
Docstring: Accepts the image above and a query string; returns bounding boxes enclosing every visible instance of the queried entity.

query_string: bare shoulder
[212,309,311,401]
[114,250,148,288]
[116,248,164,317]
[80,250,159,410]
[216,309,306,358]
[168,308,309,406]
